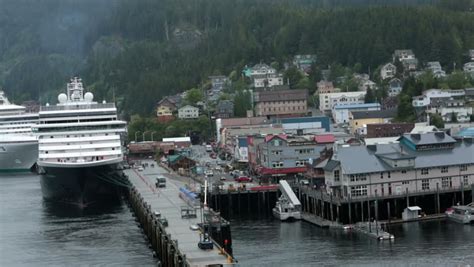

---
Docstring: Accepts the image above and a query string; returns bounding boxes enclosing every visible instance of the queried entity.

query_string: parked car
[220,176,227,181]
[210,152,217,159]
[300,179,310,186]
[204,170,214,177]
[235,176,252,183]
[137,166,144,171]
[190,224,199,231]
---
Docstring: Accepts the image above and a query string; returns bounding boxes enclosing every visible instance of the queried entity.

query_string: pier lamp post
[151,131,157,142]
[142,131,149,142]
[135,131,141,143]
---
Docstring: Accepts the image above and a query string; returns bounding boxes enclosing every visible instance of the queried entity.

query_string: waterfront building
[216,116,269,143]
[412,89,465,108]
[323,132,474,201]
[252,134,334,177]
[319,91,366,112]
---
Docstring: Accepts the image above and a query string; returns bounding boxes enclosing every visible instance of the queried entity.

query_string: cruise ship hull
[0,141,38,172]
[39,164,125,206]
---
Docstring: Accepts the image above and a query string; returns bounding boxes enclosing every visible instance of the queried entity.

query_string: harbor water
[1,173,473,266]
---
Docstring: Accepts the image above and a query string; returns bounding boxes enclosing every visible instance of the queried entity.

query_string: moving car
[155,176,166,188]
[235,176,252,183]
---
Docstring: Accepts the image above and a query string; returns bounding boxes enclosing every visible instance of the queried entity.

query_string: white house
[426,62,446,78]
[381,63,396,80]
[250,63,276,77]
[388,78,403,97]
[358,80,377,91]
[464,62,474,73]
[412,89,466,108]
[439,99,473,122]
[178,105,199,119]
[319,91,366,112]
[253,73,284,88]
[393,49,416,62]
[469,49,474,61]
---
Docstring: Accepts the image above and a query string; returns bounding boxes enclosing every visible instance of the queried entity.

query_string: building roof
[179,105,198,110]
[364,137,400,145]
[399,132,456,146]
[219,117,269,128]
[217,100,234,109]
[334,138,473,174]
[314,134,336,144]
[264,134,287,143]
[351,109,397,120]
[256,89,308,102]
[411,124,438,134]
[276,116,329,124]
[162,137,191,143]
[333,103,381,110]
[323,160,340,171]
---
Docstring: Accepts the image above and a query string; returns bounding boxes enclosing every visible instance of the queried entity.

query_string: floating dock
[125,164,234,266]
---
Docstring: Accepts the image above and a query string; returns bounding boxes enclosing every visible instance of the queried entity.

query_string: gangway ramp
[279,180,301,207]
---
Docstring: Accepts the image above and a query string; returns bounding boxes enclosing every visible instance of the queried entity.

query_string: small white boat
[273,180,302,221]
[273,200,301,221]
[445,203,474,224]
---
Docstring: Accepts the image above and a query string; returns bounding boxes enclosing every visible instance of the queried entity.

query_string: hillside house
[178,105,199,119]
[381,63,397,80]
[255,89,308,117]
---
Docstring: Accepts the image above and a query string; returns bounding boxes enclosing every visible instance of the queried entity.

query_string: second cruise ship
[0,90,39,172]
[33,77,127,205]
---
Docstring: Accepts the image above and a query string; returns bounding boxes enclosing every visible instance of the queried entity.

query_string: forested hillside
[1,0,473,116]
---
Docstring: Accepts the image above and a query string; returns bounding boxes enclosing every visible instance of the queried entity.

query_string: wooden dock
[125,162,234,266]
[301,212,340,228]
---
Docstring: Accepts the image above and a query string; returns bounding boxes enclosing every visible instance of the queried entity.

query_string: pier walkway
[125,164,232,266]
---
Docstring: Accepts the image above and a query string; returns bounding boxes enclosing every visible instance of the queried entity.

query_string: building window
[441,167,448,173]
[463,175,468,185]
[422,179,429,190]
[380,172,384,179]
[401,170,407,174]
[460,165,468,172]
[441,177,451,188]
[272,161,284,168]
[334,170,340,182]
[295,160,308,167]
[271,150,282,155]
[273,140,280,147]
[421,168,429,175]
[351,185,368,197]
[402,181,409,185]
[387,172,391,178]
[350,174,367,182]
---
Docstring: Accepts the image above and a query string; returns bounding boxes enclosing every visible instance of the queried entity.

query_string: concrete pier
[125,164,234,266]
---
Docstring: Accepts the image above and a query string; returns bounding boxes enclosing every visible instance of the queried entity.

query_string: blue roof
[455,128,474,137]
[333,103,381,110]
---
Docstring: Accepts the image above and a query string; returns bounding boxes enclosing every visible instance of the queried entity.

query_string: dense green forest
[1,0,474,117]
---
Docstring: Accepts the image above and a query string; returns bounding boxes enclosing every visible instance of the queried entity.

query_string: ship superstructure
[33,77,127,204]
[0,90,39,172]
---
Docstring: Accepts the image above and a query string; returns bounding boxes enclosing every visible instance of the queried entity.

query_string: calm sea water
[0,174,157,266]
[1,174,473,266]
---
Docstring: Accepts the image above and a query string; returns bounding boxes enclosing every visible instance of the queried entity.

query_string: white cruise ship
[0,90,39,172]
[33,77,127,204]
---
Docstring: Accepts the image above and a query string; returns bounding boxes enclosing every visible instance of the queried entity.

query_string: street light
[151,131,157,142]
[142,131,149,142]
[134,131,141,143]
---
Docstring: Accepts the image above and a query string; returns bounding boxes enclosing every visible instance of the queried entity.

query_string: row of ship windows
[44,133,110,138]
[37,125,124,132]
[40,118,117,124]
[42,147,117,154]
